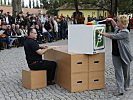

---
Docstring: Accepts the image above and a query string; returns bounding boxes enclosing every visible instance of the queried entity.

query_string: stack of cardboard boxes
[88,53,105,90]
[44,46,105,92]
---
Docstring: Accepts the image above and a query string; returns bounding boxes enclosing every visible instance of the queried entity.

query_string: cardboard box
[56,51,89,73]
[44,49,57,61]
[71,73,89,92]
[88,71,105,90]
[44,47,89,92]
[56,72,89,92]
[22,70,47,89]
[68,24,105,54]
[55,50,89,92]
[44,46,105,92]
[44,46,89,73]
[88,53,105,72]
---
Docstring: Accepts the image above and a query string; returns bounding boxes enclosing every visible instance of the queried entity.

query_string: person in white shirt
[53,17,58,40]
[41,22,52,42]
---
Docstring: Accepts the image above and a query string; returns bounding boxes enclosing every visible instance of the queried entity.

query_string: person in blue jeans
[3,25,14,48]
[41,22,53,42]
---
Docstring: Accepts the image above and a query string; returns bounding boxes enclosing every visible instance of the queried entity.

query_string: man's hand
[47,46,54,50]
[48,46,60,50]
[41,45,48,49]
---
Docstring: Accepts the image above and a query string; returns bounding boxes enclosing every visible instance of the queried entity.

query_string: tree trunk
[74,0,79,13]
[111,0,118,17]
[4,0,6,5]
[12,0,22,17]
[0,0,2,5]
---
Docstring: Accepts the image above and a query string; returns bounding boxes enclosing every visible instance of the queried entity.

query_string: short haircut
[27,28,34,36]
[117,15,129,28]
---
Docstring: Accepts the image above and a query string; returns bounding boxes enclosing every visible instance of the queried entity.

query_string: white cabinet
[68,24,105,54]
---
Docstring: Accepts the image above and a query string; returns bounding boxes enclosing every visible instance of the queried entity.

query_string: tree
[33,0,35,8]
[74,0,79,13]
[12,0,22,17]
[41,0,133,15]
[4,0,6,5]
[22,0,25,8]
[36,0,39,8]
[0,0,2,5]
[118,0,133,14]
[8,0,10,5]
[110,0,118,17]
[29,0,31,8]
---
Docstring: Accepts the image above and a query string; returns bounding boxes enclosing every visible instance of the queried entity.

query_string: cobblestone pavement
[0,30,133,100]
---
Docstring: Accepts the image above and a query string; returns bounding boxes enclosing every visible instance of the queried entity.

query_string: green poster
[94,27,105,50]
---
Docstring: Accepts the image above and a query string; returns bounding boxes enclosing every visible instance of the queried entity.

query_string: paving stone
[0,31,133,99]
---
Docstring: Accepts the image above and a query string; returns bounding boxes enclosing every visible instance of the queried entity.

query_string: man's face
[30,29,37,39]
[16,25,19,29]
[12,24,15,29]
[7,25,11,29]
[7,12,10,15]
[36,25,39,29]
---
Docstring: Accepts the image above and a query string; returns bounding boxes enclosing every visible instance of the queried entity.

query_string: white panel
[68,24,105,54]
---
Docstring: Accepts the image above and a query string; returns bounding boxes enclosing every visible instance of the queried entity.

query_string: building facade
[58,3,109,23]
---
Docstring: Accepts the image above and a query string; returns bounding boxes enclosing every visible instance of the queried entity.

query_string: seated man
[24,28,56,85]
[16,24,24,46]
[3,25,14,49]
[0,25,6,49]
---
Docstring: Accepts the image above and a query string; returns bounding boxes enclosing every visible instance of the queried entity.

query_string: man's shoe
[0,48,4,50]
[7,46,11,49]
[48,41,52,43]
[47,81,55,85]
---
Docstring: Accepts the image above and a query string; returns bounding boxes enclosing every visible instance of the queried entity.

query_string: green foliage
[40,0,133,15]
[118,0,133,14]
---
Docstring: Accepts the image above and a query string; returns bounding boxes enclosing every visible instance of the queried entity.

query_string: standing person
[127,16,131,32]
[87,15,92,22]
[53,17,58,40]
[16,24,23,46]
[24,28,57,85]
[35,25,43,43]
[41,14,47,24]
[7,12,13,25]
[98,15,133,96]
[60,17,68,40]
[57,18,61,40]
[44,18,54,42]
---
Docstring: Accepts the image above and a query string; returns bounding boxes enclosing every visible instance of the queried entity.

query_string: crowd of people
[0,9,132,51]
[0,10,69,51]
